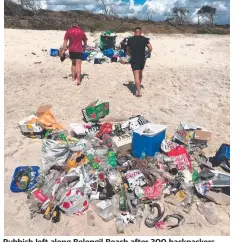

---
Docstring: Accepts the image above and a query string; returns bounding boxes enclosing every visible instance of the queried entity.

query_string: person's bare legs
[133,70,142,96]
[76,59,82,85]
[71,59,76,81]
[140,70,143,84]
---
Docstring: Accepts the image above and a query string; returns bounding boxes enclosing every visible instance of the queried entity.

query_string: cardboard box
[174,123,211,145]
[112,133,132,154]
[194,130,212,141]
[173,123,195,145]
[18,115,44,134]
[36,105,52,117]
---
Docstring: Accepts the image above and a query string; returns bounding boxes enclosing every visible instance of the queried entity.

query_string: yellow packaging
[66,152,80,172]
[21,176,29,183]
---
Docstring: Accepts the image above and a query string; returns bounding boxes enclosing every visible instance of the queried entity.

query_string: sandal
[162,214,185,229]
[144,201,165,228]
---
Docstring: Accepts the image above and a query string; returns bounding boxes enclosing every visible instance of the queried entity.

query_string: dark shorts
[131,59,146,71]
[69,52,83,60]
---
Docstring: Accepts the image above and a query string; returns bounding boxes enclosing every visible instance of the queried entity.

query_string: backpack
[213,144,230,171]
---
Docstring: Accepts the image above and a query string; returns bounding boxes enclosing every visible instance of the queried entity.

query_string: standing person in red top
[60,23,88,85]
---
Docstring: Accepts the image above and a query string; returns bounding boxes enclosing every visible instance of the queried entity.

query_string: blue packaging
[82,52,89,61]
[10,166,40,193]
[50,48,59,57]
[103,48,114,58]
[145,51,151,58]
[118,50,126,57]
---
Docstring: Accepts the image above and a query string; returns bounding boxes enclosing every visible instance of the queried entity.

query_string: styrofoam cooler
[132,123,166,158]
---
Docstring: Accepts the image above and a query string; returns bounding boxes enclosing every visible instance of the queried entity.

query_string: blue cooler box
[132,124,166,158]
[50,48,59,57]
[82,52,89,61]
[103,48,114,58]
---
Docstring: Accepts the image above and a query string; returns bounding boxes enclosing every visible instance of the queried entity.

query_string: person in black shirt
[127,27,153,97]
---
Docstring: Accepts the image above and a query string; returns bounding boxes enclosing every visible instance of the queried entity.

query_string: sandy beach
[4,29,230,236]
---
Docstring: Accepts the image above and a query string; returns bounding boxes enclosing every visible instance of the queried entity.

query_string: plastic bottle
[87,210,95,226]
[87,153,94,162]
[52,206,61,223]
[119,185,127,211]
[192,170,199,182]
[156,169,175,181]
[135,214,143,232]
[116,217,124,233]
[141,151,146,159]
[108,151,117,168]
[154,152,165,163]
[18,168,31,190]
[94,146,108,157]
[111,195,119,217]
[92,200,114,222]
[104,178,115,198]
[102,134,113,148]
[43,202,52,220]
[124,184,133,213]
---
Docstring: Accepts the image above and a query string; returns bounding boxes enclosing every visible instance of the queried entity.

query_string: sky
[16,0,230,24]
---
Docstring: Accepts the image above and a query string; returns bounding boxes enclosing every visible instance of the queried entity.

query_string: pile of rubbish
[51,31,150,65]
[11,101,230,232]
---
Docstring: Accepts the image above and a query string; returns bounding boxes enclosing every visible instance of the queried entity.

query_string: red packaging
[167,146,192,171]
[143,179,163,200]
[96,122,113,138]
[32,189,48,203]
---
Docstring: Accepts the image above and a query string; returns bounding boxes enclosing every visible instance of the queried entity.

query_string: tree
[197,5,217,26]
[171,7,189,26]
[147,10,153,21]
[16,0,41,14]
[96,0,111,18]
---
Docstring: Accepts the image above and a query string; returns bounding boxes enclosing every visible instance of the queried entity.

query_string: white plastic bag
[70,123,90,135]
[41,138,71,170]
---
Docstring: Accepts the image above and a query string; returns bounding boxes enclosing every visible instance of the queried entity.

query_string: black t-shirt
[127,36,150,61]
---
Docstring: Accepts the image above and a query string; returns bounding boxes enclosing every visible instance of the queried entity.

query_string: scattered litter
[14,103,229,233]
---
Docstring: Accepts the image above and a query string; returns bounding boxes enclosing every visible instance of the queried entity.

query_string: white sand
[4,29,230,236]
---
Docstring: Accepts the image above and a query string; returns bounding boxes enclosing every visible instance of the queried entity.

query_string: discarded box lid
[18,114,44,134]
[194,130,212,141]
[112,133,132,154]
[135,123,167,137]
[206,190,230,206]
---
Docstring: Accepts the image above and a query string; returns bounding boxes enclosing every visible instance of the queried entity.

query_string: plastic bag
[41,133,71,170]
[59,188,89,216]
[143,179,163,200]
[29,105,64,131]
[167,146,192,171]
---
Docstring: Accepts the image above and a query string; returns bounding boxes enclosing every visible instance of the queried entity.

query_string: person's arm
[147,43,153,54]
[127,39,132,59]
[127,46,131,58]
[61,31,69,56]
[82,33,88,52]
[145,40,153,59]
